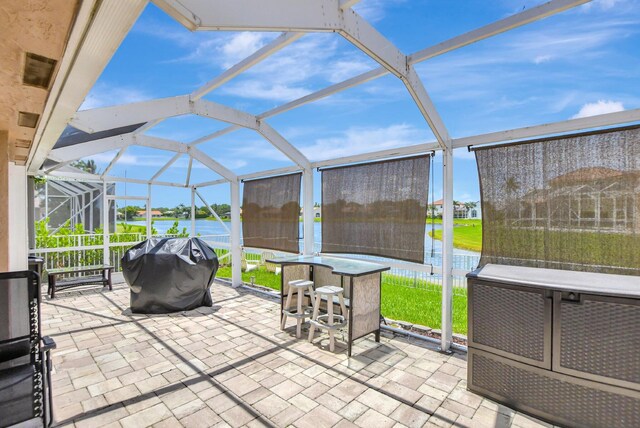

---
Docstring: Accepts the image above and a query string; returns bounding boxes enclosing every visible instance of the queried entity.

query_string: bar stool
[282,280,316,338]
[308,286,348,352]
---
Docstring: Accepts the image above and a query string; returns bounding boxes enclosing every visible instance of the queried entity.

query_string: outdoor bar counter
[467,264,640,428]
[267,255,390,356]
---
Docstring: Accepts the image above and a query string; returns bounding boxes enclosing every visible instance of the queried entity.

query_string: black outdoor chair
[0,271,56,427]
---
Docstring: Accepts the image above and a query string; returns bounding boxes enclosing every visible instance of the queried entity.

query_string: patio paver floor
[42,277,557,428]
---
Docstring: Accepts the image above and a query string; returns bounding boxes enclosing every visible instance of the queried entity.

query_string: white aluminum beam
[133,119,164,134]
[230,180,242,287]
[340,9,406,78]
[403,66,451,148]
[452,108,640,149]
[192,178,228,188]
[302,168,314,255]
[191,32,303,100]
[192,0,341,32]
[409,0,591,63]
[340,0,362,9]
[440,146,454,353]
[195,189,231,233]
[70,95,191,133]
[256,122,311,169]
[189,147,237,181]
[46,170,185,188]
[259,67,388,120]
[152,0,199,31]
[185,156,193,186]
[50,133,136,162]
[28,0,147,173]
[101,148,127,178]
[134,134,189,153]
[312,142,440,169]
[150,153,182,181]
[193,99,258,129]
[189,126,240,147]
[239,165,301,181]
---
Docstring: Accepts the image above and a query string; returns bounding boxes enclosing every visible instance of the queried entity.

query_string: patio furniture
[0,271,56,427]
[281,279,315,338]
[467,264,640,428]
[122,237,219,314]
[267,255,389,357]
[262,251,281,275]
[308,285,348,352]
[47,264,113,298]
[241,252,258,273]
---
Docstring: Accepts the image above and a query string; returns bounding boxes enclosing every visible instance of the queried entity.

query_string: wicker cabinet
[467,265,640,428]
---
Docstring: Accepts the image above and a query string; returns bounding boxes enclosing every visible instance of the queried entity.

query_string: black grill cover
[122,238,218,313]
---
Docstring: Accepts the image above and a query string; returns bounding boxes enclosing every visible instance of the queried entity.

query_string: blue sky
[80,0,640,207]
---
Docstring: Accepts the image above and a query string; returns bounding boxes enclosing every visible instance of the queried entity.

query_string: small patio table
[267,255,390,356]
[47,264,113,298]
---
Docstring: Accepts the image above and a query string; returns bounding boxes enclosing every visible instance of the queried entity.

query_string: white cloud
[220,81,311,102]
[582,0,627,11]
[299,124,427,161]
[353,0,406,23]
[219,32,269,68]
[80,84,152,110]
[572,100,625,118]
[87,152,171,168]
[533,55,552,64]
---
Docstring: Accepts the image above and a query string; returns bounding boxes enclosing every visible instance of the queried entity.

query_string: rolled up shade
[321,155,430,264]
[242,173,301,253]
[475,125,640,276]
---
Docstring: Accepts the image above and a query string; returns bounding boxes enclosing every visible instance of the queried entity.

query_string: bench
[47,264,113,298]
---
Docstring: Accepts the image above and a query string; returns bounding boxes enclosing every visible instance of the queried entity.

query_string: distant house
[512,167,640,232]
[314,206,321,218]
[137,210,163,218]
[431,199,481,219]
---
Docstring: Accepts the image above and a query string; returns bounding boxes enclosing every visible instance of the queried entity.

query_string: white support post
[102,180,109,265]
[230,180,242,287]
[190,188,196,237]
[441,147,454,353]
[146,184,152,239]
[303,168,314,255]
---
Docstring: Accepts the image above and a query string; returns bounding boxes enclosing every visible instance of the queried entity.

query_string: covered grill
[122,237,219,313]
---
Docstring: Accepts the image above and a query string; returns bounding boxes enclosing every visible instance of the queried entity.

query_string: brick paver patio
[43,277,555,428]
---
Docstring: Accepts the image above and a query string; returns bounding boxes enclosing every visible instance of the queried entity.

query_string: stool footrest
[283,308,313,319]
[310,314,347,330]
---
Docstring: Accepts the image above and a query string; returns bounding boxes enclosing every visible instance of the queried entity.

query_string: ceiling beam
[49,133,136,162]
[340,0,363,10]
[70,95,191,133]
[453,108,640,149]
[28,0,148,173]
[101,147,127,178]
[191,32,304,100]
[189,147,237,181]
[192,99,258,129]
[256,122,311,169]
[189,126,240,146]
[150,153,182,181]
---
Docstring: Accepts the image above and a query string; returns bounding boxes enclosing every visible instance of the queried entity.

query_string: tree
[71,159,99,174]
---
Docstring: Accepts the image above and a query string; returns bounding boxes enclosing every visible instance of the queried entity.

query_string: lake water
[128,219,480,269]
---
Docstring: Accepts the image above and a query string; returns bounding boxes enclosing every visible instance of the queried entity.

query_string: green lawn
[430,222,482,252]
[215,267,468,335]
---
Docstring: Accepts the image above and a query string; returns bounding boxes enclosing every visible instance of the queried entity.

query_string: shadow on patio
[42,279,551,428]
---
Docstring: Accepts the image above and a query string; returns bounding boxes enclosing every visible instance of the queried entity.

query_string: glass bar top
[47,264,113,274]
[266,255,389,277]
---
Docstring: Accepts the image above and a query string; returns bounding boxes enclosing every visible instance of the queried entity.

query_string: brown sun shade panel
[242,173,302,253]
[321,155,430,264]
[475,125,640,276]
